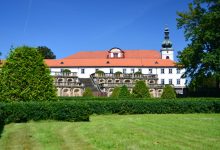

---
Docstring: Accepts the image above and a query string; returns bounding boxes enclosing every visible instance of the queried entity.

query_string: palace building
[45,27,185,97]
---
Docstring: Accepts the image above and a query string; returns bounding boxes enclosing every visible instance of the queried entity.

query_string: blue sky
[0,0,192,60]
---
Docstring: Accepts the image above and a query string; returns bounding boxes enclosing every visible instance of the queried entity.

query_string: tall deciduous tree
[0,46,57,101]
[177,0,220,88]
[37,46,56,59]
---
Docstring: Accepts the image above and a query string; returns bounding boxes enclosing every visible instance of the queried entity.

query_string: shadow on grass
[0,121,4,138]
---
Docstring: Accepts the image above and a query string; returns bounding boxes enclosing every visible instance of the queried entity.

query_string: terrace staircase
[79,78,103,96]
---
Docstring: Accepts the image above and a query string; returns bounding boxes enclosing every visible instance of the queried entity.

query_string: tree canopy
[37,46,56,59]
[0,46,57,101]
[177,0,220,88]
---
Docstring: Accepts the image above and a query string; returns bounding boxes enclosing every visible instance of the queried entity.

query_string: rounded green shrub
[118,85,130,98]
[0,46,57,101]
[161,85,176,99]
[132,80,151,98]
[111,87,120,98]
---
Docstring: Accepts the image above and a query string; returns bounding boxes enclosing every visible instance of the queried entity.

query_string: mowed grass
[0,114,220,150]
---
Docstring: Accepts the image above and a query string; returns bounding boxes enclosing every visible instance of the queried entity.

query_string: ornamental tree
[118,85,130,98]
[110,86,120,98]
[177,0,220,89]
[161,85,176,99]
[132,80,151,98]
[0,46,57,101]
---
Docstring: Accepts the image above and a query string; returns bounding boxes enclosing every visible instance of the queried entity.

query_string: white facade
[161,50,174,60]
[50,67,185,87]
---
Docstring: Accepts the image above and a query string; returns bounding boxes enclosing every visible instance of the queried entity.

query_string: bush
[0,101,91,124]
[161,85,176,99]
[118,85,130,98]
[114,71,122,77]
[134,71,142,75]
[95,70,105,75]
[0,46,57,102]
[83,88,93,97]
[61,69,71,76]
[111,87,120,98]
[132,80,151,98]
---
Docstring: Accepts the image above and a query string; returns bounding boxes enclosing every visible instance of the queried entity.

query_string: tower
[161,27,174,60]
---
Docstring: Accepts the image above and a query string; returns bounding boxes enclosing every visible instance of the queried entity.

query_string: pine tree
[0,46,57,101]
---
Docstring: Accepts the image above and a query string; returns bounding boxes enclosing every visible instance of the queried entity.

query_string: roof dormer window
[113,53,118,58]
[108,47,124,58]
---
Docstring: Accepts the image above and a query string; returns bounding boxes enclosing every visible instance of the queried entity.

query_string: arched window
[74,89,79,93]
[124,79,131,83]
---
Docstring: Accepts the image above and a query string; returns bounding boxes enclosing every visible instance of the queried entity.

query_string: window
[81,69,85,74]
[166,56,169,59]
[149,69,152,74]
[161,79,165,84]
[177,79,180,85]
[169,79,172,85]
[169,69,172,74]
[123,69,126,74]
[161,69,164,74]
[131,68,135,73]
[110,69,113,74]
[177,69,180,74]
[113,53,118,58]
[138,68,142,73]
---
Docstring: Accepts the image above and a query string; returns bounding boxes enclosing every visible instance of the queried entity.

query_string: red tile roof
[45,50,176,67]
[64,50,161,59]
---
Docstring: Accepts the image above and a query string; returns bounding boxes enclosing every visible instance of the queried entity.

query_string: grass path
[0,114,220,150]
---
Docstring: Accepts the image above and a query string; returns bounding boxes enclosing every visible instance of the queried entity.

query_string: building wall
[50,67,185,87]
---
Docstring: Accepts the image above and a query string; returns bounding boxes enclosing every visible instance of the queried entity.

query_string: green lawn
[0,114,220,150]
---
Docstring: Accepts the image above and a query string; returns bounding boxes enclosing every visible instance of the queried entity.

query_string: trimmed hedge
[83,100,220,114]
[0,101,91,124]
[0,99,220,125]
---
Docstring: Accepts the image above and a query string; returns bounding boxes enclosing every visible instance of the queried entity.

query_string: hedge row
[0,101,91,124]
[59,96,220,101]
[0,100,220,125]
[84,100,220,114]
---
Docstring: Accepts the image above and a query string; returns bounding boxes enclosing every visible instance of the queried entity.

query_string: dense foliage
[161,85,176,99]
[0,46,57,101]
[37,46,56,59]
[0,101,91,124]
[132,80,150,98]
[118,85,130,98]
[177,0,220,89]
[110,87,120,98]
[83,88,93,97]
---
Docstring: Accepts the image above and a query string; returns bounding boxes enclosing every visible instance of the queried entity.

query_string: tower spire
[161,26,174,60]
[161,27,173,50]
